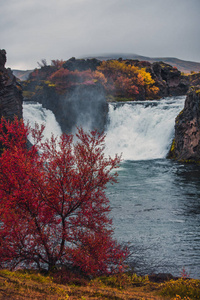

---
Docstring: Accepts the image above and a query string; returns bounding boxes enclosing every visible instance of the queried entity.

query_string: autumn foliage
[23,58,159,100]
[97,60,159,98]
[49,68,107,94]
[47,60,159,98]
[0,118,127,275]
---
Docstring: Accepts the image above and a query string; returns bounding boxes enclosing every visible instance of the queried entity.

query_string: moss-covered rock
[150,62,189,97]
[168,86,200,163]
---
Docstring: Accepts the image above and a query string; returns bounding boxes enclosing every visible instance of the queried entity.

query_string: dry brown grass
[0,269,198,300]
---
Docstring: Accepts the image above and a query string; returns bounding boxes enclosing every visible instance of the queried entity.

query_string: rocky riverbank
[168,86,200,163]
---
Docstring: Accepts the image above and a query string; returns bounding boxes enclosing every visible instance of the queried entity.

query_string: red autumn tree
[0,118,127,275]
[49,68,106,94]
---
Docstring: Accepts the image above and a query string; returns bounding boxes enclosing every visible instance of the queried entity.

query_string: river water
[23,96,200,279]
[107,159,200,278]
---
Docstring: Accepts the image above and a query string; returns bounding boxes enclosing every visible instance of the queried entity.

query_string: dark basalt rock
[150,62,189,97]
[168,86,200,162]
[0,49,6,71]
[0,49,23,120]
[33,83,108,133]
[189,72,200,86]
[148,273,178,283]
[58,84,108,133]
[116,60,189,98]
[63,57,101,71]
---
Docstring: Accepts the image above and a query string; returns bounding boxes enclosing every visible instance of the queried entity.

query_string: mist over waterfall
[23,102,62,143]
[105,96,185,160]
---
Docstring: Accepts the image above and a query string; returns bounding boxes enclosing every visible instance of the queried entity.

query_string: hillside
[84,53,200,74]
[12,69,33,80]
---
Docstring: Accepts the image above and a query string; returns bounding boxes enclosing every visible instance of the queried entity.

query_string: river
[23,96,200,279]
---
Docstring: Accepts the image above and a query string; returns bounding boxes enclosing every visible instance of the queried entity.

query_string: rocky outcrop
[63,57,101,71]
[148,273,178,283]
[189,72,200,87]
[150,62,189,97]
[168,86,200,162]
[57,84,108,133]
[119,60,190,97]
[0,49,23,120]
[32,83,108,133]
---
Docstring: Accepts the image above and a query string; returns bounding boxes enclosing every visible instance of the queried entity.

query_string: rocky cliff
[31,83,108,133]
[109,59,189,98]
[168,86,200,162]
[149,62,189,97]
[0,49,23,120]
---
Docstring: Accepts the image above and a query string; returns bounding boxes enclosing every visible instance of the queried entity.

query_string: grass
[106,95,135,102]
[160,278,200,299]
[0,269,199,299]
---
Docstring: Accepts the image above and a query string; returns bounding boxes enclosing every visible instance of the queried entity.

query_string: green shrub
[98,273,149,290]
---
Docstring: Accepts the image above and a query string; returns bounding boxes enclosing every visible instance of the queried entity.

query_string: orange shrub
[97,60,159,99]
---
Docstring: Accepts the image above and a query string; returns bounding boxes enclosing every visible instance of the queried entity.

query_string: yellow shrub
[161,278,200,299]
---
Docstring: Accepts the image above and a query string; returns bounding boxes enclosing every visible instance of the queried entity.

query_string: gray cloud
[1,0,200,69]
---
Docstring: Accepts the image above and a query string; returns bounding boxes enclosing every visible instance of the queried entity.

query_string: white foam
[23,102,62,144]
[105,96,185,160]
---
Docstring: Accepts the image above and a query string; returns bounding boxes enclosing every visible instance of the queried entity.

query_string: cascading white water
[105,96,185,160]
[23,102,62,143]
[23,97,185,161]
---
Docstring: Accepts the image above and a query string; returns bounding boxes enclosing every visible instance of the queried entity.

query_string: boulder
[0,49,23,120]
[168,86,200,162]
[148,273,178,283]
[150,62,188,97]
[63,57,101,71]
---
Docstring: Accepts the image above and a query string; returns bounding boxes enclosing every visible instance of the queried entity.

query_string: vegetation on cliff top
[97,60,159,99]
[22,58,160,101]
[21,56,200,103]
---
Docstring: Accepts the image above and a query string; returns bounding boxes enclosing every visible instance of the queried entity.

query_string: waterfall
[23,96,185,161]
[105,96,185,160]
[23,102,62,144]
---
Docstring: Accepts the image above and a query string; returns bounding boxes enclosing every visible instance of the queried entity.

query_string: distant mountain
[83,53,200,74]
[12,69,33,80]
[148,57,200,74]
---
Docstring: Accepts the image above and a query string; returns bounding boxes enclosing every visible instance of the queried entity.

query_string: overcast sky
[1,0,200,70]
